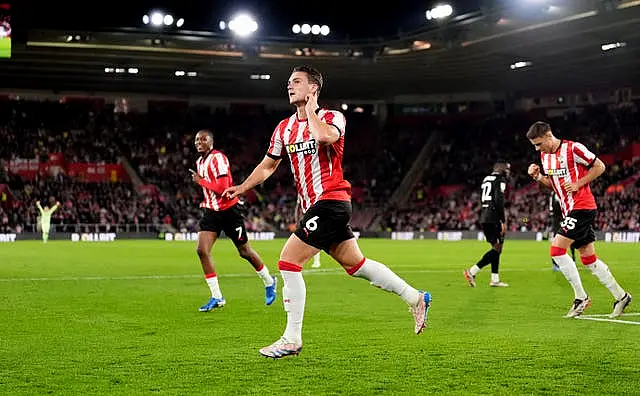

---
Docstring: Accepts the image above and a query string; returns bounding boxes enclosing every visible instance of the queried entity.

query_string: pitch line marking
[0,266,563,282]
[576,316,640,325]
[580,313,640,318]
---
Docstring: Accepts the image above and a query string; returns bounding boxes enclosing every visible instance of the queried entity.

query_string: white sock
[353,258,421,306]
[256,265,274,286]
[281,270,306,343]
[205,275,223,299]
[312,253,321,267]
[586,259,626,300]
[552,254,588,300]
[491,273,500,283]
[469,264,481,277]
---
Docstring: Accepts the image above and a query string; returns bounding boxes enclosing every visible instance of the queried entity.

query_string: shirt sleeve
[212,153,229,178]
[267,120,285,159]
[572,142,597,167]
[321,110,346,137]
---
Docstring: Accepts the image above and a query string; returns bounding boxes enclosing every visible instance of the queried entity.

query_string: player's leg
[196,210,226,312]
[550,231,561,271]
[577,242,631,318]
[41,224,50,243]
[259,233,317,358]
[225,208,277,305]
[488,239,508,287]
[551,230,590,317]
[465,223,498,287]
[196,231,225,311]
[328,238,431,334]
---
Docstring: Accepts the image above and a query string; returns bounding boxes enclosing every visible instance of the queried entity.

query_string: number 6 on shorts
[305,215,319,232]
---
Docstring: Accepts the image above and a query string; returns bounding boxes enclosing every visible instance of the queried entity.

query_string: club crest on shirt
[546,168,569,177]
[287,140,317,155]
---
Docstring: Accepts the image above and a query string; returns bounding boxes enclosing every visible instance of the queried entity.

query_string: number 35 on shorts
[305,215,319,232]
[560,216,577,230]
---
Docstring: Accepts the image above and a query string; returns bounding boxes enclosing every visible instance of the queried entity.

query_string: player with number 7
[191,129,277,313]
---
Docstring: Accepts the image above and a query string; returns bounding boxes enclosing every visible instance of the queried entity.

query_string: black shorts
[557,209,597,249]
[294,200,355,251]
[198,204,248,246]
[481,222,504,245]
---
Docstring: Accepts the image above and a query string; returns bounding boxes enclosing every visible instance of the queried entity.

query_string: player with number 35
[526,121,631,319]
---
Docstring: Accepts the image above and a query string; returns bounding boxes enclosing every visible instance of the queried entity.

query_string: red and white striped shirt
[267,109,351,213]
[196,150,238,211]
[540,140,597,217]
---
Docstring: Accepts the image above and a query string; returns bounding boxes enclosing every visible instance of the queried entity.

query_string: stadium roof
[4,0,640,100]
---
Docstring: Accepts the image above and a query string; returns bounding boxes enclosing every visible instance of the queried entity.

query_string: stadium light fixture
[150,12,163,26]
[174,70,198,77]
[601,42,626,51]
[426,4,453,20]
[142,11,184,28]
[509,61,532,70]
[292,23,330,36]
[250,74,271,80]
[228,13,259,37]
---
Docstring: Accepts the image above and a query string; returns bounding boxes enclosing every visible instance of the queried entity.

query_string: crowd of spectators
[1,99,638,234]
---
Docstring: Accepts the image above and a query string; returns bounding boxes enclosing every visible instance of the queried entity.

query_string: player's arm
[36,201,43,213]
[192,154,233,195]
[528,164,553,189]
[568,143,605,191]
[575,158,606,188]
[193,172,229,195]
[51,201,60,212]
[224,156,281,199]
[495,180,506,224]
[307,109,340,145]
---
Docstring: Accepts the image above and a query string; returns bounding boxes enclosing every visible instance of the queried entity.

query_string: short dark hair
[292,65,323,94]
[526,121,551,139]
[493,160,510,172]
[198,129,214,139]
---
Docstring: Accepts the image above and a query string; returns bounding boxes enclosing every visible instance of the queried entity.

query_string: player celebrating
[191,129,277,312]
[526,121,631,318]
[224,66,431,358]
[464,161,510,287]
[36,200,59,243]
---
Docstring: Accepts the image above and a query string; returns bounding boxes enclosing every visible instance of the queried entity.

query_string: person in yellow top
[36,200,60,243]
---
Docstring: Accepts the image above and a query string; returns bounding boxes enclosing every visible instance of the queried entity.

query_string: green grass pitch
[1,239,639,395]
